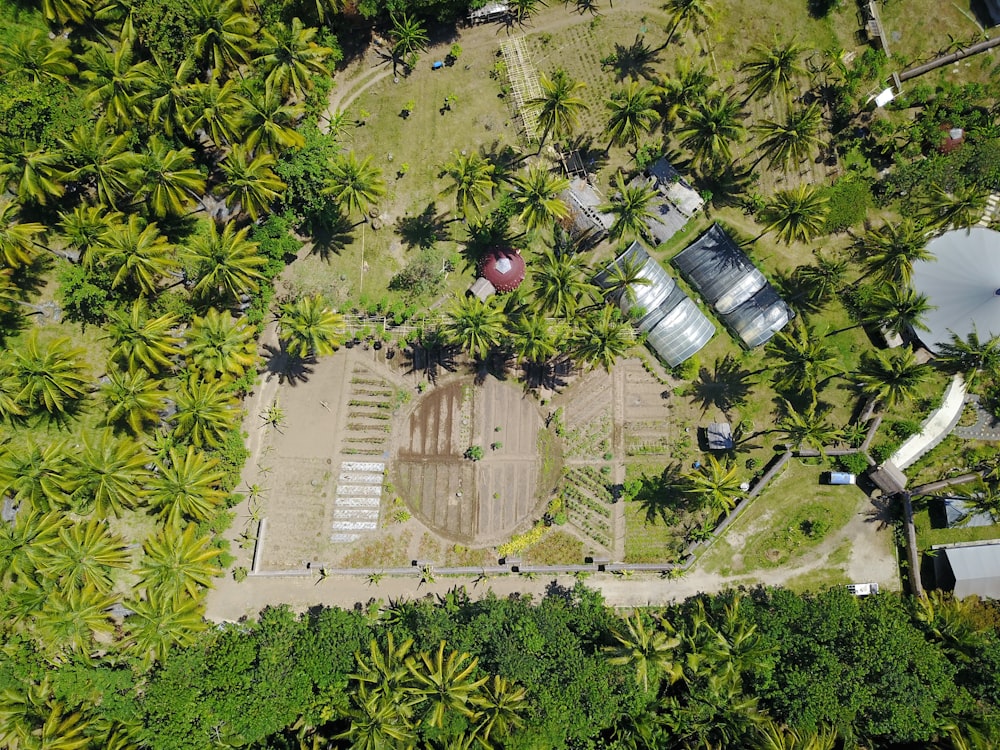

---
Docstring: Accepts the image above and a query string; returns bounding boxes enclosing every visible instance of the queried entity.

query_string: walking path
[978,192,1000,228]
[889,374,966,469]
[954,393,1000,440]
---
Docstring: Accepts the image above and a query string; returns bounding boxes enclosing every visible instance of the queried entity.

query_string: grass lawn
[699,460,862,576]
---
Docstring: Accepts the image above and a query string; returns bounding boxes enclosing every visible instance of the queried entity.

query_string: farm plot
[557,466,616,552]
[621,359,672,458]
[551,368,614,459]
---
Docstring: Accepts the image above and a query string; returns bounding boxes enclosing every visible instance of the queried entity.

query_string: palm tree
[186,309,258,382]
[767,323,842,398]
[0,29,77,83]
[0,143,65,206]
[600,252,652,305]
[935,327,1000,387]
[80,40,151,128]
[58,122,140,208]
[530,68,588,147]
[323,151,386,222]
[407,641,488,729]
[138,523,223,600]
[530,249,595,317]
[0,510,66,585]
[97,215,177,296]
[918,183,989,230]
[336,690,418,750]
[605,611,681,691]
[126,591,207,664]
[133,137,206,217]
[70,431,150,517]
[353,632,417,710]
[740,39,807,103]
[602,172,658,245]
[753,104,823,173]
[101,368,168,435]
[0,199,46,269]
[440,151,496,219]
[192,0,256,75]
[39,0,92,24]
[865,285,933,337]
[507,166,570,231]
[59,205,120,268]
[677,92,746,168]
[33,585,117,660]
[105,301,182,373]
[475,676,527,743]
[0,441,75,513]
[148,446,227,527]
[219,145,287,221]
[855,219,930,285]
[255,17,333,99]
[444,296,508,360]
[604,82,659,152]
[187,79,247,148]
[510,315,560,365]
[139,56,196,139]
[172,374,239,448]
[777,399,843,456]
[571,305,634,370]
[240,82,306,152]
[686,455,742,518]
[278,294,346,359]
[760,184,829,244]
[856,347,932,410]
[656,57,712,125]
[187,221,266,303]
[38,519,130,593]
[662,0,715,46]
[11,333,89,416]
[389,13,429,72]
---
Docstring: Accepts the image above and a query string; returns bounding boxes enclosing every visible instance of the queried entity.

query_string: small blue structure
[432,61,444,70]
[824,472,857,485]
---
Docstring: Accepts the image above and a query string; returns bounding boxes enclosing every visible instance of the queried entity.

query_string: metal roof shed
[706,423,734,450]
[673,224,763,308]
[726,286,795,349]
[934,541,1000,599]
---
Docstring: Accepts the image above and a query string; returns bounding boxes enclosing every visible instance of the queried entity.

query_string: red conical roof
[478,247,525,293]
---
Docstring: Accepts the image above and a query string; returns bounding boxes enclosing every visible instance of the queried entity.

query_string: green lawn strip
[522,528,586,565]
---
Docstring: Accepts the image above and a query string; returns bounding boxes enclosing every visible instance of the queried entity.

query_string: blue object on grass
[432,61,444,70]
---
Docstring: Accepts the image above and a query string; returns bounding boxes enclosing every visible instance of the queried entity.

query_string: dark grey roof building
[673,224,794,348]
[594,242,714,367]
[943,497,995,528]
[934,541,1000,599]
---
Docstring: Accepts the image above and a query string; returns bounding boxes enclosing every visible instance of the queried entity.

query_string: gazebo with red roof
[477,246,525,294]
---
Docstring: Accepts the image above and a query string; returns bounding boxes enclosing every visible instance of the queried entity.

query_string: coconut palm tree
[133,137,206,217]
[856,347,932,410]
[336,690,418,750]
[865,284,933,337]
[219,145,287,221]
[768,323,842,400]
[186,308,258,382]
[662,0,715,46]
[0,199,46,269]
[474,676,527,742]
[511,315,560,365]
[105,301,182,373]
[935,327,1000,387]
[59,206,121,268]
[80,40,151,128]
[440,151,496,220]
[100,368,167,435]
[138,523,223,600]
[791,252,847,307]
[740,39,806,104]
[58,122,140,209]
[11,332,89,416]
[38,519,130,593]
[605,611,682,691]
[126,591,207,664]
[686,455,742,518]
[147,446,227,528]
[255,17,333,99]
[187,221,266,303]
[0,441,75,513]
[39,0,92,25]
[677,92,746,169]
[323,151,386,222]
[0,142,65,206]
[97,215,177,296]
[530,68,588,147]
[507,166,570,231]
[656,57,713,125]
[531,249,595,317]
[389,12,429,72]
[571,305,634,370]
[172,374,239,448]
[600,253,653,306]
[187,79,247,148]
[241,82,306,152]
[602,172,658,245]
[444,296,508,361]
[33,585,117,661]
[192,0,256,76]
[918,183,989,230]
[855,219,930,285]
[70,431,150,517]
[760,184,829,244]
[138,56,196,139]
[0,510,67,586]
[0,29,77,83]
[753,104,824,173]
[604,82,660,152]
[407,641,488,729]
[777,399,843,456]
[278,294,346,359]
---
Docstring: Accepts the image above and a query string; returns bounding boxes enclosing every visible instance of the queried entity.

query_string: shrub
[233,566,248,582]
[465,445,484,461]
[889,419,922,441]
[838,452,870,475]
[821,176,873,233]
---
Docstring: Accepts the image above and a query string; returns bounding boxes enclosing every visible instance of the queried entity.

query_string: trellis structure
[500,36,542,141]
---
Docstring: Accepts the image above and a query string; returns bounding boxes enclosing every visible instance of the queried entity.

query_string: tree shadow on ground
[472,349,515,385]
[309,211,355,261]
[603,35,661,82]
[403,333,459,385]
[691,354,758,416]
[522,357,572,392]
[770,268,824,318]
[564,0,602,14]
[262,342,316,386]
[396,202,452,250]
[631,463,688,526]
[695,162,755,211]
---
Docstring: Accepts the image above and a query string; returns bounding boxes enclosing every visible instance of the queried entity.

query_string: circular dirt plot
[393,377,554,545]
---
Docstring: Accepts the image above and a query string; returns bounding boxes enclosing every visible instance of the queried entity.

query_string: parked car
[846,582,879,596]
